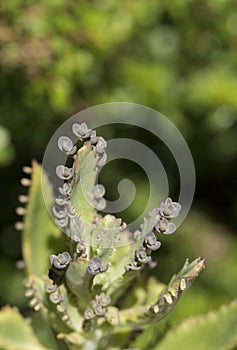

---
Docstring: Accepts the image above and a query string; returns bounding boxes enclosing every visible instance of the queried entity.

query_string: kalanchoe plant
[0,123,210,350]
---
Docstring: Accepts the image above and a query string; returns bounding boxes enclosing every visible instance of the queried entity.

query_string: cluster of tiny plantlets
[4,121,231,350]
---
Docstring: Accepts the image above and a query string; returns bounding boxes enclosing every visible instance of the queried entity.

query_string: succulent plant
[1,123,237,350]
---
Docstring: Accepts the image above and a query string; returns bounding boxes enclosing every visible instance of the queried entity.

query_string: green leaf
[31,312,58,350]
[90,214,133,289]
[145,258,206,324]
[22,160,63,277]
[71,143,97,220]
[111,258,205,327]
[128,322,166,350]
[155,300,237,350]
[69,142,98,247]
[0,307,48,350]
[65,259,93,311]
[118,276,165,310]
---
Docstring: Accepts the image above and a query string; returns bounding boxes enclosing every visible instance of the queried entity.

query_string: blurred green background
[0,0,237,326]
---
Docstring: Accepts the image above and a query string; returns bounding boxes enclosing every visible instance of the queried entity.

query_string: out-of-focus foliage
[0,307,50,350]
[155,300,237,350]
[0,0,237,160]
[0,0,236,233]
[0,126,14,165]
